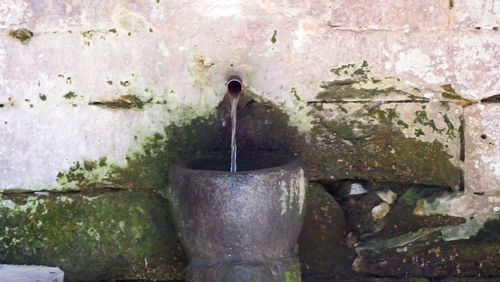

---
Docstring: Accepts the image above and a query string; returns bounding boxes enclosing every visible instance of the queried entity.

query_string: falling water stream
[230,93,239,172]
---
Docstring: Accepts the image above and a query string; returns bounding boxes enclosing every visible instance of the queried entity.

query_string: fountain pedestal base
[187,256,300,282]
[168,156,306,282]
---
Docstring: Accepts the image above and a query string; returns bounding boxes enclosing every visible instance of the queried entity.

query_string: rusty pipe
[227,75,243,97]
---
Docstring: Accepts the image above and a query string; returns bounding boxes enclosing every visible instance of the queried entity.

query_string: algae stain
[63,91,76,99]
[8,28,33,44]
[89,95,145,109]
[271,30,277,44]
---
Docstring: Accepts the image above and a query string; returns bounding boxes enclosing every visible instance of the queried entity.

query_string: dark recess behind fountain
[213,96,304,162]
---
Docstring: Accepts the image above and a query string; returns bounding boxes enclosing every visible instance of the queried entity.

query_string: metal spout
[227,75,243,97]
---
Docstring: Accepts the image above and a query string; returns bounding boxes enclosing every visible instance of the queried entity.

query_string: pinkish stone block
[327,0,449,29]
[454,0,500,29]
[465,103,500,194]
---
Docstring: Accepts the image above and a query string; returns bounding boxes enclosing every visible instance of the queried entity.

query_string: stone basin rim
[173,157,303,176]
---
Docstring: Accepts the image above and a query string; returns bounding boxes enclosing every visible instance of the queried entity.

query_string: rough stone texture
[307,92,463,188]
[454,0,500,29]
[0,191,187,281]
[0,1,499,280]
[330,181,469,255]
[414,193,500,241]
[0,264,64,282]
[354,239,500,278]
[465,103,500,194]
[353,191,500,279]
[0,0,499,192]
[169,157,305,282]
[328,0,450,29]
[298,182,353,280]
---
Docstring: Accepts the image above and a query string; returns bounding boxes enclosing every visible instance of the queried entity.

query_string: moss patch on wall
[55,78,462,192]
[0,191,186,281]
[8,28,33,44]
[56,106,229,191]
[88,94,146,109]
[355,238,500,278]
[304,62,463,189]
[306,108,462,188]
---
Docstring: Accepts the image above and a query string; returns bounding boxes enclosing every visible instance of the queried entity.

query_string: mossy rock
[354,239,500,278]
[306,112,461,189]
[0,191,187,281]
[298,183,354,280]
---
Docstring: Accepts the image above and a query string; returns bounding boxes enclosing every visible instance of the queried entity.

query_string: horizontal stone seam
[325,26,499,32]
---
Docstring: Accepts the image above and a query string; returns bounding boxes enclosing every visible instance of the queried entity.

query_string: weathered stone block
[328,0,449,29]
[354,239,500,278]
[298,183,353,279]
[465,103,500,194]
[0,264,63,282]
[454,0,500,29]
[306,93,463,189]
[1,1,498,194]
[0,191,187,281]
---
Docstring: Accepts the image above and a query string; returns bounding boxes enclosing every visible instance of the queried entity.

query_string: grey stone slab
[0,265,63,282]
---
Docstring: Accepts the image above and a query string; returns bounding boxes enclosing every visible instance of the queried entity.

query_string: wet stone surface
[298,182,354,280]
[0,191,186,281]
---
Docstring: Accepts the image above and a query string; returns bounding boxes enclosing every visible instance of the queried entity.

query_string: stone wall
[0,0,499,280]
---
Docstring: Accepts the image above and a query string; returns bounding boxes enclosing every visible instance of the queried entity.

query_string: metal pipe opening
[227,75,243,97]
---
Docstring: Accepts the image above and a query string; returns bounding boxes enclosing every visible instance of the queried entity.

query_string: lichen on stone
[62,91,76,99]
[88,95,146,110]
[271,30,277,44]
[0,191,187,281]
[8,28,33,44]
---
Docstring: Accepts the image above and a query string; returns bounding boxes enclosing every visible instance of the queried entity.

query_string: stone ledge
[0,264,63,282]
[0,190,186,281]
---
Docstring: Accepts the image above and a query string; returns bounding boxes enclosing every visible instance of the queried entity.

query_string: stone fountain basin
[168,153,306,281]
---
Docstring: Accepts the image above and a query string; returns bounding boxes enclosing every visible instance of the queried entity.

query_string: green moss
[83,160,97,171]
[457,242,500,260]
[330,63,355,76]
[353,67,367,76]
[283,264,301,282]
[315,120,359,140]
[471,217,500,241]
[290,87,301,101]
[0,192,187,281]
[317,82,405,101]
[89,95,145,109]
[441,84,461,99]
[120,81,130,87]
[414,110,443,133]
[108,28,117,33]
[397,120,409,129]
[337,104,348,113]
[8,28,33,44]
[63,91,76,99]
[307,115,462,188]
[400,186,440,206]
[106,80,113,85]
[442,114,455,137]
[98,157,107,167]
